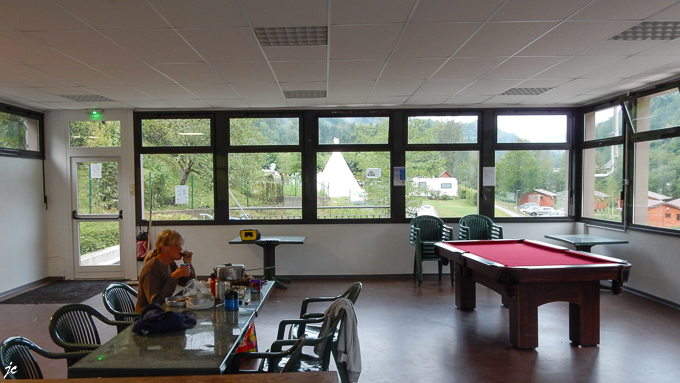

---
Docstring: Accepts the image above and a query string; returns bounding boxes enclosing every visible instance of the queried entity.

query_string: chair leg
[450,263,455,286]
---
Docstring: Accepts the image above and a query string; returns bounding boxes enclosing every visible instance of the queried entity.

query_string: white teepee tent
[317,141,365,202]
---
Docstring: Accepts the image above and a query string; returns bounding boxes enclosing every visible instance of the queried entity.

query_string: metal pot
[214,264,245,281]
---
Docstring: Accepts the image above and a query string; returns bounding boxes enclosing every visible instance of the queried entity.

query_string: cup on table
[250,279,262,293]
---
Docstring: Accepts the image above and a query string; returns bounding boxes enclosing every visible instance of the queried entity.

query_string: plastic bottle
[225,288,238,311]
[209,273,216,296]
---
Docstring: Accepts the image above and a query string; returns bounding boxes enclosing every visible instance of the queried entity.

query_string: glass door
[71,157,123,278]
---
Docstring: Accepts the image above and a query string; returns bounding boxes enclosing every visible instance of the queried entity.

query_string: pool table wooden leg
[569,281,600,346]
[507,286,539,349]
[454,263,476,310]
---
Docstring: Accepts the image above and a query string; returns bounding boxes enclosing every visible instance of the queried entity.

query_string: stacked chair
[457,214,503,240]
[409,215,454,286]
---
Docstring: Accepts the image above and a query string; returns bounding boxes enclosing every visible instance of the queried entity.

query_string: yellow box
[240,229,260,241]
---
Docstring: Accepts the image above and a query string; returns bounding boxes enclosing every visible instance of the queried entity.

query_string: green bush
[79,222,119,254]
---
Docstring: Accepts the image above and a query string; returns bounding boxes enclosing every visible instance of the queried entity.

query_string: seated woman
[136,229,196,313]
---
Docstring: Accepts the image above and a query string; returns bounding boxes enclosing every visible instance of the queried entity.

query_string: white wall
[0,155,47,294]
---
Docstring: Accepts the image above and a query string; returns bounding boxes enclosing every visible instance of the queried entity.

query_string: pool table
[435,239,632,349]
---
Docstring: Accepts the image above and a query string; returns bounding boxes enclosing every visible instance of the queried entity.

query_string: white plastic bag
[180,279,211,297]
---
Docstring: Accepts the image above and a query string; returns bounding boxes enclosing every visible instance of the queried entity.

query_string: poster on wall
[90,163,102,179]
[393,166,405,186]
[366,168,381,178]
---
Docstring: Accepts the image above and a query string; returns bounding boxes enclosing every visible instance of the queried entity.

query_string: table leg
[569,281,600,346]
[507,286,539,349]
[455,263,476,310]
[261,244,288,289]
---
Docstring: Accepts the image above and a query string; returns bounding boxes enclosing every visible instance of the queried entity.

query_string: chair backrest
[49,303,127,367]
[1,336,44,379]
[342,282,362,305]
[410,215,448,243]
[298,282,362,320]
[1,336,91,380]
[102,282,139,332]
[458,214,502,240]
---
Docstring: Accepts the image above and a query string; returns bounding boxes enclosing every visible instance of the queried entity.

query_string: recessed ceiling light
[283,90,327,99]
[500,88,552,96]
[609,21,680,41]
[255,26,327,47]
[61,95,114,102]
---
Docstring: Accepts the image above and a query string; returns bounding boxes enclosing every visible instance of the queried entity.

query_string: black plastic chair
[229,334,308,373]
[102,282,140,333]
[1,336,90,379]
[409,215,454,286]
[48,303,130,367]
[458,214,503,240]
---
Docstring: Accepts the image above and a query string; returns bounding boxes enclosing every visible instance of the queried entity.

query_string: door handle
[72,210,123,220]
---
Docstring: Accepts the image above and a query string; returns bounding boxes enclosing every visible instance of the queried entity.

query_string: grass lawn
[425,199,515,218]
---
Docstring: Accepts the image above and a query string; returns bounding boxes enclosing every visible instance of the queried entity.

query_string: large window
[70,121,121,148]
[317,117,390,219]
[495,114,570,218]
[406,115,479,218]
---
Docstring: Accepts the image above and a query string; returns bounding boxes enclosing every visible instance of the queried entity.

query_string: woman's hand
[181,250,193,264]
[171,263,192,279]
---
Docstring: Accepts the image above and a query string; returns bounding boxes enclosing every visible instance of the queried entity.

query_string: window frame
[0,103,45,160]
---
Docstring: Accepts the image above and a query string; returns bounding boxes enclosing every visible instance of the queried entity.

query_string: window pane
[319,117,388,144]
[142,153,214,220]
[70,121,121,147]
[497,115,567,143]
[142,118,210,147]
[582,145,623,221]
[78,221,120,266]
[0,111,40,151]
[407,115,478,144]
[76,161,119,214]
[230,118,300,146]
[632,88,680,132]
[495,150,569,217]
[584,106,622,141]
[406,151,478,218]
[317,151,390,219]
[228,153,302,220]
[633,137,680,229]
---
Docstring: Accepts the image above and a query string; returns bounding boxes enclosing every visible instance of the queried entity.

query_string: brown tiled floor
[2,276,680,382]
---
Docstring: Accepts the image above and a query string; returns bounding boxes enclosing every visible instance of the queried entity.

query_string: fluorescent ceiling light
[609,22,680,41]
[255,26,327,47]
[283,90,327,99]
[500,88,552,96]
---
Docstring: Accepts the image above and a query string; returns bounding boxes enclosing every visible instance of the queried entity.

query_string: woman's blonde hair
[144,229,184,262]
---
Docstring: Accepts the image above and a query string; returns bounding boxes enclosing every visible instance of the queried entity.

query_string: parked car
[520,205,539,214]
[545,210,565,216]
[517,203,538,211]
[534,206,556,216]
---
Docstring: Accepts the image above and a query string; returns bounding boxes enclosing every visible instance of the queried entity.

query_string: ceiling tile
[444,94,493,104]
[183,84,241,100]
[457,79,523,96]
[411,0,505,22]
[57,0,168,30]
[329,60,385,81]
[134,85,199,100]
[152,63,227,84]
[212,62,276,83]
[0,65,76,87]
[0,32,76,66]
[279,82,327,91]
[550,78,620,94]
[179,28,265,63]
[331,0,417,24]
[34,65,124,87]
[584,55,680,79]
[28,30,142,65]
[519,21,638,56]
[93,64,176,86]
[269,61,327,82]
[149,0,248,28]
[454,22,559,57]
[533,55,625,79]
[103,30,204,64]
[431,57,506,80]
[206,99,249,108]
[480,57,565,79]
[328,81,375,97]
[572,0,679,21]
[414,80,471,95]
[482,95,530,104]
[371,80,424,96]
[0,86,75,102]
[0,0,88,31]
[365,96,410,105]
[330,25,403,60]
[578,40,666,56]
[263,46,327,61]
[392,23,480,59]
[405,95,450,105]
[241,0,327,27]
[490,0,592,21]
[381,58,446,80]
[230,83,283,98]
[84,86,157,101]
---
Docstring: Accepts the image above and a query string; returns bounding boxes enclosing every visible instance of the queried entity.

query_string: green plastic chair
[1,336,90,379]
[229,334,309,374]
[458,214,503,240]
[409,215,454,287]
[102,282,141,333]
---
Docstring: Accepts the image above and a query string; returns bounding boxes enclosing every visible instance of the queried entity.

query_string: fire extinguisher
[136,220,149,261]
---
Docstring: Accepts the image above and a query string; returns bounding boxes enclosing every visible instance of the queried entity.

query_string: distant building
[412,171,458,198]
[518,189,556,207]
